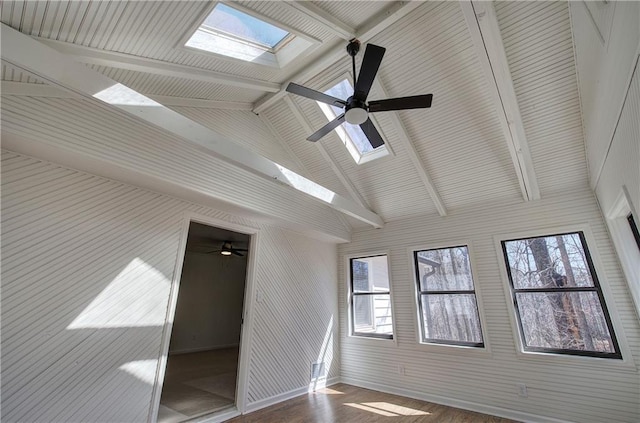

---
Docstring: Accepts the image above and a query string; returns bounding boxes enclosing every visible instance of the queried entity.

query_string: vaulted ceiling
[1,1,588,233]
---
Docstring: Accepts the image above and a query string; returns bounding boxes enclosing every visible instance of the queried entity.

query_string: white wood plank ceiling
[1,1,591,229]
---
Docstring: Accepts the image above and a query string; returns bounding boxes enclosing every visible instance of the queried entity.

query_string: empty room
[1,1,639,422]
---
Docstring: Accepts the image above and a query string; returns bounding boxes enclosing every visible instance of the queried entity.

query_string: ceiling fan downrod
[347,39,361,87]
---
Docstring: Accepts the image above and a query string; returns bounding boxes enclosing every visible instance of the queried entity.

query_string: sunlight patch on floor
[364,402,430,415]
[317,387,344,395]
[345,402,398,416]
[345,401,430,417]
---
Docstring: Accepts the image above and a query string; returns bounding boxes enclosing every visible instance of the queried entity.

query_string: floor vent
[311,362,326,379]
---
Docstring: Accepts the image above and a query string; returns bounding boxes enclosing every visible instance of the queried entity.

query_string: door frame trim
[148,212,260,422]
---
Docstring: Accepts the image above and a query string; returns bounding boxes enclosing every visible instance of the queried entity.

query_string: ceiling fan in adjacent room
[208,241,248,257]
[285,39,433,144]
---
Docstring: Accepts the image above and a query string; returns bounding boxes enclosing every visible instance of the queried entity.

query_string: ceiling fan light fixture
[221,250,232,256]
[345,107,368,125]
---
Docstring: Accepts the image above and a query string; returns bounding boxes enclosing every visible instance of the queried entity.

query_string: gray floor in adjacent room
[158,347,239,423]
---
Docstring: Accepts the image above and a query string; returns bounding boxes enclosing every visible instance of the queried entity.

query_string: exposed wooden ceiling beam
[460,1,540,201]
[36,38,280,93]
[1,23,384,229]
[284,96,373,210]
[372,79,448,216]
[280,1,356,40]
[0,81,254,110]
[253,1,425,114]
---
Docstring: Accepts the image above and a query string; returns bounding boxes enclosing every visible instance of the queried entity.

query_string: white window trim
[344,251,398,346]
[179,1,320,68]
[605,186,640,321]
[316,72,395,165]
[493,223,636,369]
[406,240,491,357]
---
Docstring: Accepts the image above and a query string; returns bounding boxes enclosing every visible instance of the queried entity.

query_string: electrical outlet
[516,383,528,398]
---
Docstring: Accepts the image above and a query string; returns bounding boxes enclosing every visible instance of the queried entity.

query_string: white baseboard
[169,344,239,355]
[340,377,573,423]
[244,377,341,414]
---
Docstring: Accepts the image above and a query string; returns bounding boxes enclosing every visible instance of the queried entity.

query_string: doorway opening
[157,221,251,423]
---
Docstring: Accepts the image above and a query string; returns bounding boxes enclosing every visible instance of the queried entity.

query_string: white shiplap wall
[570,1,640,187]
[168,106,305,175]
[496,1,589,197]
[1,150,340,422]
[595,61,640,226]
[0,95,350,241]
[338,188,640,423]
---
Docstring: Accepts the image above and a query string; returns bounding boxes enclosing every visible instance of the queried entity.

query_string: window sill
[345,333,398,348]
[514,348,636,370]
[410,340,492,357]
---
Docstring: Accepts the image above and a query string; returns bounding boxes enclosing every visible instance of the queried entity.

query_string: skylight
[184,3,314,67]
[317,79,389,164]
[201,3,289,49]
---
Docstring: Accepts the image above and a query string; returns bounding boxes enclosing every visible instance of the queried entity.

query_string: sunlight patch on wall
[119,359,158,385]
[93,83,161,106]
[68,258,171,329]
[277,166,335,203]
[309,315,334,391]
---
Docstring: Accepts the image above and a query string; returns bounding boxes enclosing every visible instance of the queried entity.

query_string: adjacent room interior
[158,222,249,423]
[1,1,639,423]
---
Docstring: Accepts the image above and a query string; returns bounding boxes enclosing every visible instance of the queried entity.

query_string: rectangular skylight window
[201,3,289,49]
[317,79,389,164]
[184,2,316,67]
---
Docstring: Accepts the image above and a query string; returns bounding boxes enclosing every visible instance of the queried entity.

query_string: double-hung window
[501,232,621,358]
[349,255,393,339]
[413,246,484,347]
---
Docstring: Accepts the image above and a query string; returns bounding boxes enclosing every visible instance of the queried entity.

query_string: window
[501,232,621,359]
[317,79,390,164]
[349,255,393,339]
[184,3,315,67]
[413,246,484,347]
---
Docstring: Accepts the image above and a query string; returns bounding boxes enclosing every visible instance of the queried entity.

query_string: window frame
[499,229,623,360]
[627,213,640,251]
[605,188,640,323]
[346,252,396,341]
[179,1,319,68]
[316,73,394,165]
[410,243,487,349]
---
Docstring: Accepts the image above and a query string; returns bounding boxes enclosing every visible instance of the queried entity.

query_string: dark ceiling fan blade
[359,118,384,149]
[368,94,433,113]
[354,44,386,102]
[286,83,346,107]
[231,250,245,257]
[307,113,345,142]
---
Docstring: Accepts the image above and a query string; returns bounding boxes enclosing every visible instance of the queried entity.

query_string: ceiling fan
[285,39,433,144]
[208,241,248,257]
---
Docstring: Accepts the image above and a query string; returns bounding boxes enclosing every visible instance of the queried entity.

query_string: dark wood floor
[229,383,517,422]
